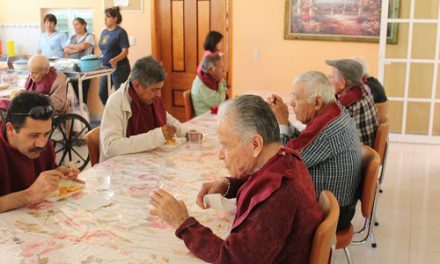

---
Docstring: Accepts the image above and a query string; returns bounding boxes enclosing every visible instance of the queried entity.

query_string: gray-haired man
[191,53,227,116]
[268,71,362,230]
[100,56,190,161]
[150,95,322,263]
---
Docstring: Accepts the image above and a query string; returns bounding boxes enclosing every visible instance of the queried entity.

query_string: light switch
[129,36,136,46]
[253,49,260,61]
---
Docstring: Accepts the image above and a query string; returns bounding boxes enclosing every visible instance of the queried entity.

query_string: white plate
[159,137,187,150]
[46,180,85,201]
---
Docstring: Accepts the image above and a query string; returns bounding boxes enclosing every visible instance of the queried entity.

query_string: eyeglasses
[10,106,54,119]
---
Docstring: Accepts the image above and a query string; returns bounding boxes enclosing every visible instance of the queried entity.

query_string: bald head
[28,55,50,83]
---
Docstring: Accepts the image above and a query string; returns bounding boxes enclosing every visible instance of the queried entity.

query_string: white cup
[95,167,111,190]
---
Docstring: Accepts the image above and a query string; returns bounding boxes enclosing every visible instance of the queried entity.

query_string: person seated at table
[268,71,362,230]
[150,95,322,263]
[100,56,189,161]
[0,92,79,213]
[327,58,379,147]
[351,56,389,123]
[0,55,67,114]
[191,53,227,116]
[64,17,95,105]
[38,13,67,58]
[25,54,68,113]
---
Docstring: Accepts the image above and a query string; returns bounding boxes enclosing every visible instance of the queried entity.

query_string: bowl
[12,59,28,71]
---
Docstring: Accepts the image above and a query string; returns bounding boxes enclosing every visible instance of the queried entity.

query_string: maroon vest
[25,67,58,95]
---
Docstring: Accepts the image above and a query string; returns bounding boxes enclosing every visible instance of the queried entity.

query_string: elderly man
[191,53,227,116]
[268,71,362,230]
[25,54,67,113]
[150,95,322,263]
[0,92,79,213]
[100,56,189,161]
[327,59,378,147]
[352,56,388,123]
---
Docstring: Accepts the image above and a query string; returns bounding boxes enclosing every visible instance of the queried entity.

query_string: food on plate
[57,179,85,196]
[166,138,176,145]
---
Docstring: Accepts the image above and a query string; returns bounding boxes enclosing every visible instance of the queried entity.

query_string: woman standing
[64,17,95,104]
[98,6,130,105]
[38,13,67,58]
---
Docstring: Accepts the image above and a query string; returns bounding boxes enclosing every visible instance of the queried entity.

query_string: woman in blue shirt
[38,14,67,58]
[98,6,131,105]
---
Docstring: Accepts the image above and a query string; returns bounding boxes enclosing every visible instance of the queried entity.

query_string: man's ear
[5,122,15,136]
[251,134,264,158]
[314,96,325,110]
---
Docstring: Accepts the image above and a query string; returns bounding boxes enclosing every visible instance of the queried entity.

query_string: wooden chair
[183,90,195,121]
[375,101,389,125]
[310,190,340,264]
[373,118,389,191]
[86,127,100,167]
[336,146,381,263]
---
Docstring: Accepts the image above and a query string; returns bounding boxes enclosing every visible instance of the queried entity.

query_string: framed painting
[284,0,400,43]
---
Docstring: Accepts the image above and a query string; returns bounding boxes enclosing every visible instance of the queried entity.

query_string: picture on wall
[284,0,400,43]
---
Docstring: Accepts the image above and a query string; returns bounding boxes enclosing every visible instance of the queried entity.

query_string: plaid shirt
[340,87,378,147]
[281,110,362,207]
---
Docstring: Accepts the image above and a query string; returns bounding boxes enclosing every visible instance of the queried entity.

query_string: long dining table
[0,112,234,263]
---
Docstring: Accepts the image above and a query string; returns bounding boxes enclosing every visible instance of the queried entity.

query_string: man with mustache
[0,92,79,213]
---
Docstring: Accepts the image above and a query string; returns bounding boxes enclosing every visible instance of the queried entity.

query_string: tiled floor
[333,142,440,264]
[60,142,440,263]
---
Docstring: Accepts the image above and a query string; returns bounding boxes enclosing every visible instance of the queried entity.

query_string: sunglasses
[10,106,54,119]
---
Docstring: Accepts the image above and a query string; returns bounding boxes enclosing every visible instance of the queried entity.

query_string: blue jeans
[99,62,131,105]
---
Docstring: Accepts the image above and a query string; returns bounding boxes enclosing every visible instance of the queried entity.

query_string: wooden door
[153,0,230,121]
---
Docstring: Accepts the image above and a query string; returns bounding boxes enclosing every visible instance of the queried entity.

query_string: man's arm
[0,189,32,213]
[100,95,166,159]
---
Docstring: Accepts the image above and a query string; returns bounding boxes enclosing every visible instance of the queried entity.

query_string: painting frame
[284,0,400,44]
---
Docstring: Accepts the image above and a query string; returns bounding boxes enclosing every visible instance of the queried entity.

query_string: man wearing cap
[327,59,378,147]
[268,71,362,230]
[0,92,79,213]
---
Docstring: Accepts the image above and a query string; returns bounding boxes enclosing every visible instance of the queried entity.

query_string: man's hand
[57,165,83,183]
[267,94,289,125]
[27,170,63,203]
[150,189,189,230]
[196,178,229,209]
[161,124,177,140]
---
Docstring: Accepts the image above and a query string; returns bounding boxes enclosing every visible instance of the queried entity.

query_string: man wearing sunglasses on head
[0,92,80,213]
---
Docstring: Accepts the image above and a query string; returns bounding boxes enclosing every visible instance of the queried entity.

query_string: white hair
[351,56,368,75]
[293,71,335,104]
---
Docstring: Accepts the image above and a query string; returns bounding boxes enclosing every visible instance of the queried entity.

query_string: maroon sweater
[0,125,56,196]
[176,147,322,263]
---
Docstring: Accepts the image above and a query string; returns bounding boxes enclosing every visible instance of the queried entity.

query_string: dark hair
[105,6,122,24]
[131,56,166,87]
[73,17,88,32]
[201,53,221,73]
[5,92,52,131]
[203,31,223,53]
[44,13,57,25]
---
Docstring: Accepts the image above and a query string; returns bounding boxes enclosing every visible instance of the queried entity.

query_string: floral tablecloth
[0,113,233,264]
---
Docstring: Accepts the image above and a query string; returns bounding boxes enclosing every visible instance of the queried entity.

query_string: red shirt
[0,124,56,196]
[176,147,322,263]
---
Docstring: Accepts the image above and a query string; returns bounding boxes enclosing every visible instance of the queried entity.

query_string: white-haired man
[150,95,322,263]
[268,71,362,230]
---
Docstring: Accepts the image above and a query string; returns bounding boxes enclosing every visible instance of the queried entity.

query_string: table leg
[78,78,84,118]
[107,74,111,99]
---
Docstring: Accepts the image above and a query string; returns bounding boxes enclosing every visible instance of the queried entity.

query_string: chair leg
[352,185,379,246]
[370,228,377,248]
[343,247,353,264]
[374,214,379,226]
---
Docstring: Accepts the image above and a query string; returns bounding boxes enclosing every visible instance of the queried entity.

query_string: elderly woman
[150,95,322,263]
[64,17,95,104]
[38,13,67,58]
[25,55,67,113]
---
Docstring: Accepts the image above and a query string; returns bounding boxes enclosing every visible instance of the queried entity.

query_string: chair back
[360,145,381,218]
[375,101,389,124]
[310,190,340,264]
[86,127,100,166]
[373,118,389,166]
[183,90,194,121]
